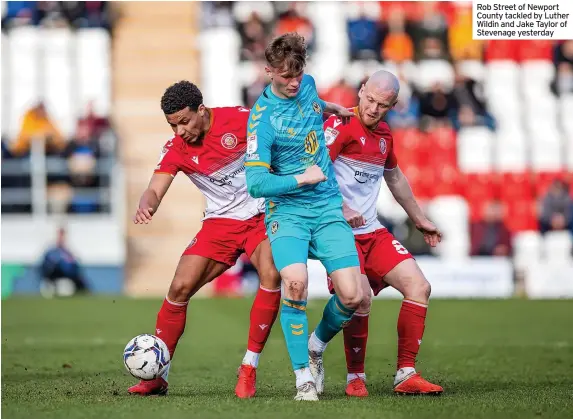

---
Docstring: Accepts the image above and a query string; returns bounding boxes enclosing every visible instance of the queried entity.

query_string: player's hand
[332,106,354,125]
[415,218,442,247]
[300,164,327,185]
[134,207,155,224]
[343,205,365,228]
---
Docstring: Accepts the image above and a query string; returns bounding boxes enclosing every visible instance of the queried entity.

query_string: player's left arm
[383,150,442,247]
[322,101,354,123]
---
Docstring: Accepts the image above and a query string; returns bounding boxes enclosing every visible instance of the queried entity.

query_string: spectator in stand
[2,1,40,28]
[451,66,495,131]
[202,1,234,29]
[237,12,269,61]
[539,179,573,234]
[39,227,89,297]
[64,119,101,159]
[419,82,456,129]
[448,4,483,61]
[11,102,65,157]
[386,72,420,129]
[242,63,268,108]
[381,8,414,63]
[347,10,381,60]
[470,200,512,257]
[274,3,314,51]
[412,1,448,58]
[554,41,573,95]
[320,79,357,109]
[78,101,109,140]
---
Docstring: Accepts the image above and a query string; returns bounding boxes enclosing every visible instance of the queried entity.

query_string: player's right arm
[134,174,174,224]
[245,119,325,199]
[134,142,179,224]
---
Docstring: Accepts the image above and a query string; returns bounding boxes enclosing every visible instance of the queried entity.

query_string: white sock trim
[295,367,315,388]
[165,297,189,306]
[242,349,260,368]
[259,285,281,292]
[403,299,428,308]
[353,311,370,317]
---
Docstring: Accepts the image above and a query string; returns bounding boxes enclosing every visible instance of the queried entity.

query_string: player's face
[267,66,304,98]
[357,84,398,129]
[165,105,207,144]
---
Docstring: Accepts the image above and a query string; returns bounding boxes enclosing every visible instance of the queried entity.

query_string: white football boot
[294,381,319,401]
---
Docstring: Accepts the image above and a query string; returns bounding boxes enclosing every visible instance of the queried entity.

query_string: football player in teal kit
[245,32,365,401]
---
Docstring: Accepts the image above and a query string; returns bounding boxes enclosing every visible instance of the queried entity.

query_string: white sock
[308,332,328,354]
[242,350,260,368]
[394,367,416,385]
[294,367,315,388]
[160,364,170,381]
[347,372,366,384]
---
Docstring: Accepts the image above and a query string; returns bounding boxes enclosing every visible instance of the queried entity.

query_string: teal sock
[315,294,355,344]
[280,299,309,371]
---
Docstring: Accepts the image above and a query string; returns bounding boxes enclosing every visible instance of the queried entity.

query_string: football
[123,334,170,380]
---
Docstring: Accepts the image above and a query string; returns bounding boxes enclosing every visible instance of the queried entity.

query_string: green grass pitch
[2,297,572,418]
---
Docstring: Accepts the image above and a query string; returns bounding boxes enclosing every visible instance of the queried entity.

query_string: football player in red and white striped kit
[308,70,443,397]
[128,81,281,399]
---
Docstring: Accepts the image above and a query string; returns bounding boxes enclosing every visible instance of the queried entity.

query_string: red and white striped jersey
[324,108,398,235]
[154,106,264,221]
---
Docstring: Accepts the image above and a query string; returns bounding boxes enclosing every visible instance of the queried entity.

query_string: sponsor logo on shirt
[354,170,380,184]
[304,130,319,155]
[247,135,258,154]
[324,127,339,146]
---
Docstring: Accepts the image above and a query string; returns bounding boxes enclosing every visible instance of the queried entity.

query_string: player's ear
[197,104,206,117]
[265,66,273,80]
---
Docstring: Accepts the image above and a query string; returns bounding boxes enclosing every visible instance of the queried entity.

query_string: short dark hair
[265,32,307,76]
[160,81,203,114]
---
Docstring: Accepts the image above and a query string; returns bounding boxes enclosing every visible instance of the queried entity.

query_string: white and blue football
[123,334,170,380]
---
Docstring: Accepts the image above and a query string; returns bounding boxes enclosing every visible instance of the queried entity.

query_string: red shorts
[183,213,267,266]
[328,228,413,296]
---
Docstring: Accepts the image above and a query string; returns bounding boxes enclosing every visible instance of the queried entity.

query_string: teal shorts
[265,199,359,274]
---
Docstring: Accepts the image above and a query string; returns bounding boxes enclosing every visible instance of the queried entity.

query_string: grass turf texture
[2,298,572,419]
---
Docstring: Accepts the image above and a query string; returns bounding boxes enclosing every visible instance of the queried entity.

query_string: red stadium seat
[504,199,538,232]
[427,127,457,166]
[460,173,500,221]
[432,164,461,196]
[499,172,533,201]
[484,40,519,61]
[516,40,553,62]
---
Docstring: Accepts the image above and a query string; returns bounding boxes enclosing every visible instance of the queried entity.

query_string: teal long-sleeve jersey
[244,74,341,208]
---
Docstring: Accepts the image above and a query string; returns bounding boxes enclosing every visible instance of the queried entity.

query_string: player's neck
[202,107,212,134]
[270,84,292,100]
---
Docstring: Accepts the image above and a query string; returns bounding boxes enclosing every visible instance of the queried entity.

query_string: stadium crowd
[1,1,115,214]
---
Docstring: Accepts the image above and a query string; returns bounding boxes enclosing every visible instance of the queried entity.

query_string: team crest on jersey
[312,101,321,114]
[270,221,279,234]
[304,130,319,155]
[379,138,387,154]
[324,127,339,146]
[221,133,238,149]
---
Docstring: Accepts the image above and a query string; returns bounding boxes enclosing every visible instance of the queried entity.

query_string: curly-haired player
[128,81,281,399]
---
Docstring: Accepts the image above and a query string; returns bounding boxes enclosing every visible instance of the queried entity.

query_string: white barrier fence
[307,257,573,299]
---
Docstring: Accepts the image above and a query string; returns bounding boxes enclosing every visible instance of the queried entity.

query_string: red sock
[397,299,428,370]
[343,312,369,374]
[155,298,188,358]
[247,286,281,353]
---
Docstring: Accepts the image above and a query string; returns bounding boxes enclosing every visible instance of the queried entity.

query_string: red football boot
[235,364,257,399]
[127,377,168,396]
[394,373,443,395]
[345,378,369,397]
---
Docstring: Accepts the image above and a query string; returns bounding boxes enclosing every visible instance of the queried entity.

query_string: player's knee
[357,290,372,312]
[283,279,307,300]
[402,274,431,303]
[167,278,194,303]
[338,286,364,310]
[259,266,281,290]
